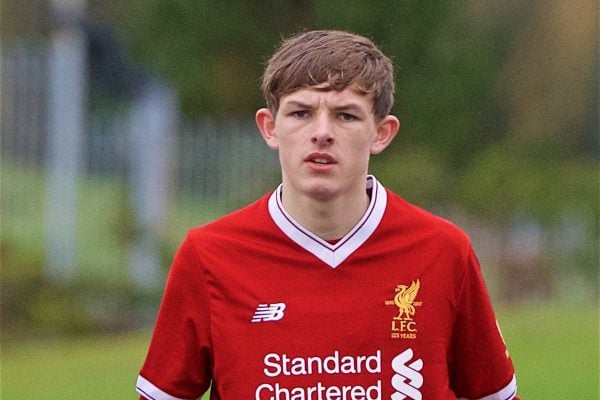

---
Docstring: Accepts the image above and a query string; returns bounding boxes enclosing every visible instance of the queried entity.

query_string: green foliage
[121,0,315,117]
[4,0,598,341]
[370,145,450,209]
[121,0,511,165]
[0,163,225,338]
[1,273,161,339]
[460,142,598,224]
[117,0,597,224]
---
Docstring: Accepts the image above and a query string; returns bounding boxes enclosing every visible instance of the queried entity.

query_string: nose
[311,113,334,145]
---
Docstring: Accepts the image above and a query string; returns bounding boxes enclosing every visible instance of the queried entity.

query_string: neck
[281,184,370,241]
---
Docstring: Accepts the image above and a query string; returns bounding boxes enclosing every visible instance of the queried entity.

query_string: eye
[338,112,357,122]
[291,110,310,119]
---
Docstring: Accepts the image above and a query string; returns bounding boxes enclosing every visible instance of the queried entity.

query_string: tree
[116,0,598,300]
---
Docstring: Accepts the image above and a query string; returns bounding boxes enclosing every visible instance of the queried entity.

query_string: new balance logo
[251,303,286,322]
[391,348,424,400]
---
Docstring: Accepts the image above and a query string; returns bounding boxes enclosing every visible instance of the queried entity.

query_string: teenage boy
[137,30,518,400]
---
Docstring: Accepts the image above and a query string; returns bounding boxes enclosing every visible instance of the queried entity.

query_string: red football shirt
[137,176,518,400]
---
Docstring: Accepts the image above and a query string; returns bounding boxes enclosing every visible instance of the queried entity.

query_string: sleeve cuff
[136,375,189,400]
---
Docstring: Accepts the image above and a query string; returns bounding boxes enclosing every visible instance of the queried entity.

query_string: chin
[302,179,342,201]
[307,187,337,201]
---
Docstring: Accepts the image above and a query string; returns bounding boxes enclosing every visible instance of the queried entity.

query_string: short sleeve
[448,248,518,400]
[136,233,213,400]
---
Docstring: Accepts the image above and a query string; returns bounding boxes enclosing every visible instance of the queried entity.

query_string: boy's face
[256,83,399,201]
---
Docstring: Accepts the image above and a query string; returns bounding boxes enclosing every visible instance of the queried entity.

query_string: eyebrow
[333,103,364,113]
[283,100,314,109]
[283,100,366,114]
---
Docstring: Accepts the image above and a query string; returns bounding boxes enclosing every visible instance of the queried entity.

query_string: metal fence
[1,40,278,196]
[1,40,48,169]
[1,39,279,288]
[83,114,279,202]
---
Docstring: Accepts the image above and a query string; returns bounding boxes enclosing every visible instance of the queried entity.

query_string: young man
[136,30,518,400]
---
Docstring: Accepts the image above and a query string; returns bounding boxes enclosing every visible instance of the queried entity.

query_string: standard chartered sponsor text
[255,381,381,400]
[256,351,382,400]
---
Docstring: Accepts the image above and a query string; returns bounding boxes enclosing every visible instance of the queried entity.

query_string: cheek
[276,139,299,169]
[276,125,307,152]
[276,136,297,156]
[349,136,376,157]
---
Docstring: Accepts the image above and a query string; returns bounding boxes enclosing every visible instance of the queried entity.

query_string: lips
[305,153,337,165]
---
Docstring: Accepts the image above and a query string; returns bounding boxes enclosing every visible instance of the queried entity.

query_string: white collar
[267,175,387,268]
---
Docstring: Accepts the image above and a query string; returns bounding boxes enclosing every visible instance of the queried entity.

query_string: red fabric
[137,180,517,399]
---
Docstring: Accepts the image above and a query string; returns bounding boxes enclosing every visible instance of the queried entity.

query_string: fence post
[44,0,87,282]
[128,80,177,290]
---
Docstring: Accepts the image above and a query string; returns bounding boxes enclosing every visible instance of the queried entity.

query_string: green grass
[498,305,599,399]
[2,306,597,399]
[1,332,153,399]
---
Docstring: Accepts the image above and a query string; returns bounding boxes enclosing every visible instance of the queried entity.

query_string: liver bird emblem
[385,280,420,320]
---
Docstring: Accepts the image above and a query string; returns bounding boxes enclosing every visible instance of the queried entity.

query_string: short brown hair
[261,30,395,121]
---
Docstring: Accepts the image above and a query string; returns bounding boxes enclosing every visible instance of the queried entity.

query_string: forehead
[280,84,375,110]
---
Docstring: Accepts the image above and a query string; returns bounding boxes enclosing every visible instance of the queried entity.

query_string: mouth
[305,153,336,165]
[311,157,332,164]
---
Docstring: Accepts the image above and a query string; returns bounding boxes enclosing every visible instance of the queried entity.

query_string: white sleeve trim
[136,375,189,400]
[458,374,517,400]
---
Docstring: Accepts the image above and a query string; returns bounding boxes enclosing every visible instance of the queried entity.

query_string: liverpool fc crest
[385,280,422,339]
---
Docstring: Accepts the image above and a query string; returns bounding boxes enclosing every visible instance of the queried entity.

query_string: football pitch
[2,305,598,399]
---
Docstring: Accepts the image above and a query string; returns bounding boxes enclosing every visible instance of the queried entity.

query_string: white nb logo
[251,303,286,322]
[391,348,424,400]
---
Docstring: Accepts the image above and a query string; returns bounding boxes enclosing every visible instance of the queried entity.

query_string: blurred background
[1,0,598,398]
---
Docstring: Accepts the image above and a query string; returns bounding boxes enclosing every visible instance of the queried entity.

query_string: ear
[370,115,400,154]
[255,108,278,150]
